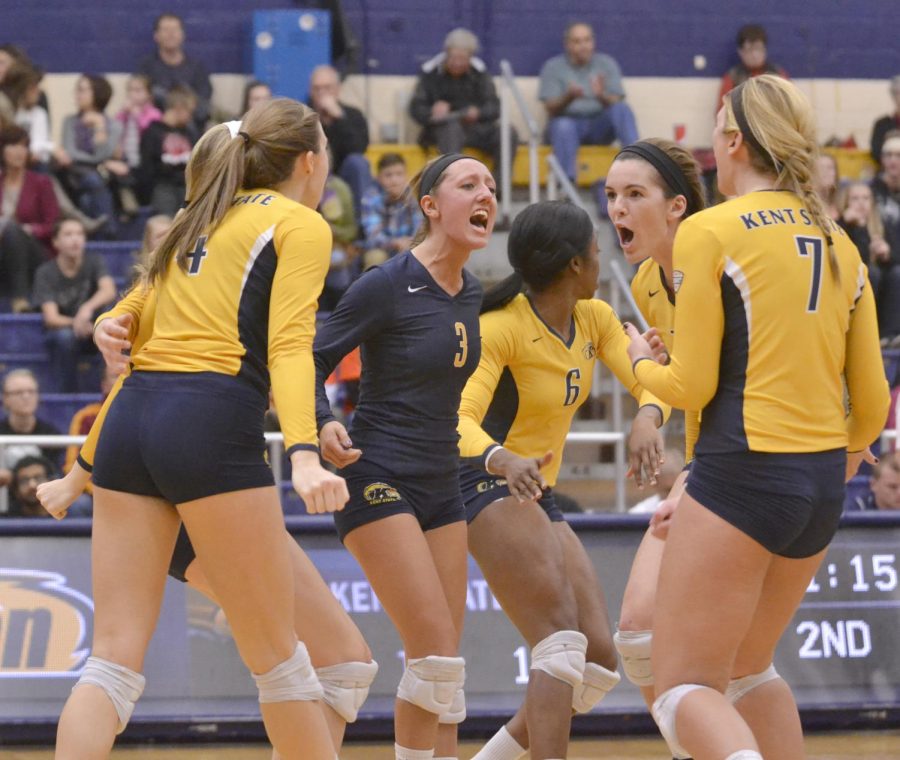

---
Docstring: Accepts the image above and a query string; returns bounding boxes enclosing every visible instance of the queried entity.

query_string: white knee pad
[253,642,324,703]
[572,662,621,713]
[724,752,763,760]
[396,655,466,716]
[613,629,654,687]
[725,664,779,704]
[317,659,379,723]
[438,687,466,724]
[651,683,707,760]
[530,630,587,689]
[74,656,146,734]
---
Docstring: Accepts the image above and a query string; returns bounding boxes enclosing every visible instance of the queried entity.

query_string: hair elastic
[237,130,251,146]
[616,142,700,215]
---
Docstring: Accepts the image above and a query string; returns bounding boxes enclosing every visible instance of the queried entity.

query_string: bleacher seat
[0,314,44,354]
[39,393,102,433]
[85,241,138,281]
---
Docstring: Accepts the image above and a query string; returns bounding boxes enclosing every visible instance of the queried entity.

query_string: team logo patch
[476,478,508,493]
[363,482,402,505]
[672,270,684,292]
[0,569,93,677]
[582,341,596,360]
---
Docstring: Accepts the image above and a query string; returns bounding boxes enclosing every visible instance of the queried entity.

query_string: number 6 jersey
[634,190,889,455]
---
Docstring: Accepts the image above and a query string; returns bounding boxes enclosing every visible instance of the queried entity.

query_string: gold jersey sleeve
[132,191,331,452]
[80,286,158,469]
[458,294,661,486]
[635,191,890,454]
[632,258,698,463]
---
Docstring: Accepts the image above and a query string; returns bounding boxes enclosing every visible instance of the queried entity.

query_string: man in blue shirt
[538,22,639,181]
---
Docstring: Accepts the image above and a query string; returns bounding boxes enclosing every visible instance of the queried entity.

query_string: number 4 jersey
[635,190,889,455]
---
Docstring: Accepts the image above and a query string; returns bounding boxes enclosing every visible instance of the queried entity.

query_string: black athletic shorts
[333,460,465,542]
[93,371,274,505]
[686,448,846,559]
[459,466,563,524]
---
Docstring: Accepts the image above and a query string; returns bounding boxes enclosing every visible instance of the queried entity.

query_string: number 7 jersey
[635,190,889,454]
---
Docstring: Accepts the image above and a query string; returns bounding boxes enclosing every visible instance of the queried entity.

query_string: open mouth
[470,209,490,231]
[615,224,634,247]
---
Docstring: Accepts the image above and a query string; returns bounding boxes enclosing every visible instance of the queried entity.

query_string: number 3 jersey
[635,190,889,455]
[314,251,482,477]
[458,293,663,487]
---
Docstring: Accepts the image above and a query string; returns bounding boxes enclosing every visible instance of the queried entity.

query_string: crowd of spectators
[2,16,900,516]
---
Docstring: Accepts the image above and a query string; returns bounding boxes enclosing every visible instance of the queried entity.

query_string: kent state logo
[476,478,507,493]
[0,569,93,677]
[363,482,402,506]
[582,341,596,360]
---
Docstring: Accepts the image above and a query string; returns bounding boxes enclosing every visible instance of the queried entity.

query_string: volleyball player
[459,200,669,760]
[40,122,377,756]
[54,100,345,760]
[313,154,495,760]
[625,75,890,759]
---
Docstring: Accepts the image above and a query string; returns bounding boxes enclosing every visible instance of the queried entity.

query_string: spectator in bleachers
[717,24,788,108]
[4,454,55,517]
[241,80,272,115]
[318,172,359,311]
[0,368,61,488]
[814,153,841,221]
[0,44,50,119]
[870,75,900,168]
[32,217,116,392]
[411,28,515,181]
[849,453,900,511]
[872,131,900,341]
[58,74,121,237]
[359,152,420,270]
[138,85,196,217]
[0,59,34,126]
[538,21,638,182]
[13,65,61,171]
[839,182,895,332]
[114,74,161,211]
[1,124,59,312]
[137,12,211,135]
[134,213,172,275]
[309,64,371,215]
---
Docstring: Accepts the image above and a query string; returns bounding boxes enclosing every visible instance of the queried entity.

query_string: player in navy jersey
[458,200,668,760]
[626,76,889,759]
[313,154,495,760]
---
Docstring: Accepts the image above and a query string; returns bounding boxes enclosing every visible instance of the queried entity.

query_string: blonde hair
[838,181,885,241]
[147,98,322,282]
[724,75,838,279]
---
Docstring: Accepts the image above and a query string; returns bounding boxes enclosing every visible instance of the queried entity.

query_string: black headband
[616,141,699,216]
[418,153,468,202]
[729,83,777,171]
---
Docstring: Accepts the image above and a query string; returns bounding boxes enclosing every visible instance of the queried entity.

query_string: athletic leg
[55,488,181,760]
[177,487,334,760]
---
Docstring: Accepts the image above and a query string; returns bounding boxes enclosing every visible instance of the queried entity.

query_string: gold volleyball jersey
[81,286,156,468]
[632,258,700,462]
[458,293,664,486]
[635,190,889,454]
[133,190,331,452]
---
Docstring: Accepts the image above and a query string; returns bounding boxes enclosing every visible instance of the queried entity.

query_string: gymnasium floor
[5,732,900,759]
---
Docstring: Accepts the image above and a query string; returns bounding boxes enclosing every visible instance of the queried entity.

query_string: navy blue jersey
[314,251,482,477]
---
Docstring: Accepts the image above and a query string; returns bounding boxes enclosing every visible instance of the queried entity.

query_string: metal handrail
[546,153,582,206]
[499,59,540,209]
[1,430,629,512]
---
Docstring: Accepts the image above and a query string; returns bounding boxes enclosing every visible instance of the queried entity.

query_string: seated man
[5,455,55,517]
[871,75,900,168]
[717,23,789,109]
[0,368,62,490]
[410,28,516,175]
[538,21,638,182]
[309,65,372,215]
[359,152,421,270]
[848,452,900,511]
[32,217,116,392]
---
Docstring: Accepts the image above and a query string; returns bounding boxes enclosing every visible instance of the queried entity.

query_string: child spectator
[0,368,61,489]
[0,124,59,312]
[848,453,900,511]
[717,24,788,107]
[32,217,116,391]
[318,172,358,311]
[138,85,196,216]
[114,74,161,211]
[359,152,420,270]
[4,454,55,517]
